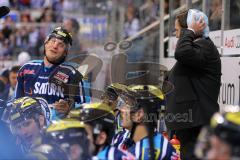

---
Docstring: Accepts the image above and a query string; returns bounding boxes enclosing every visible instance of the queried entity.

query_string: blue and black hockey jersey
[15,60,85,120]
[112,129,131,150]
[127,133,179,160]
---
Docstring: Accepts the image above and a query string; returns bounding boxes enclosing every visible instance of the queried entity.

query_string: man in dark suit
[166,9,221,159]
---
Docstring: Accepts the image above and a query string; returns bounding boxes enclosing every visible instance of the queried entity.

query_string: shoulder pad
[59,63,77,75]
[19,60,42,71]
[62,61,79,68]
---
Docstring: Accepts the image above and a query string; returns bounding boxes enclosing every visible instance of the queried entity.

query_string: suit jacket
[166,29,221,130]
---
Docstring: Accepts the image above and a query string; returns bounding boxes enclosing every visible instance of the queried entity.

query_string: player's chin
[48,56,61,62]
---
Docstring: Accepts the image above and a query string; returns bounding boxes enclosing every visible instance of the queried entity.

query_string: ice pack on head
[187,9,209,38]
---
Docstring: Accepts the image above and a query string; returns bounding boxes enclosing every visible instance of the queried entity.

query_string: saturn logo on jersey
[34,82,64,97]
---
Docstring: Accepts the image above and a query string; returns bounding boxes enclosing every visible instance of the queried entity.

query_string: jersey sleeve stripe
[135,142,141,159]
[160,137,168,159]
[108,147,115,160]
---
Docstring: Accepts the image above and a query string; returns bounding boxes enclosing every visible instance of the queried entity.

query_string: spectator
[123,5,140,39]
[209,0,222,31]
[0,68,9,100]
[18,0,31,10]
[30,0,45,9]
[0,39,12,59]
[9,0,18,9]
[140,0,159,26]
[62,0,80,12]
[27,26,40,57]
[63,18,83,56]
[15,26,30,51]
[37,8,55,53]
[123,6,145,62]
[166,9,221,159]
[20,12,31,23]
[0,67,19,101]
[52,0,64,22]
[1,16,14,39]
[7,65,20,100]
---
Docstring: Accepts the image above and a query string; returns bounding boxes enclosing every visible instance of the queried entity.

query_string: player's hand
[53,99,70,114]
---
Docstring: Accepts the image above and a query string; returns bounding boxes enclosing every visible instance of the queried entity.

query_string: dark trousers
[172,126,202,160]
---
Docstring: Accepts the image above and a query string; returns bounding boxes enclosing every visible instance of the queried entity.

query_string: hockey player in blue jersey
[100,83,134,151]
[4,97,69,160]
[69,102,136,160]
[15,27,85,120]
[100,83,128,132]
[44,118,92,160]
[2,97,51,153]
[117,85,179,160]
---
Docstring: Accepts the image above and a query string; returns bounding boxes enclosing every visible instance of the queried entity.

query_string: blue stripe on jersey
[96,146,109,160]
[159,135,164,159]
[97,146,136,160]
[82,79,91,103]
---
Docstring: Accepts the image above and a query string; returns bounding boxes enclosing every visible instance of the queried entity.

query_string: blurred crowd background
[0,0,174,65]
[0,0,107,61]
